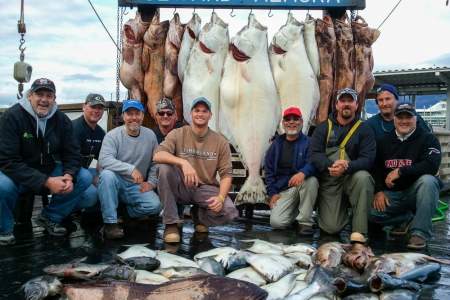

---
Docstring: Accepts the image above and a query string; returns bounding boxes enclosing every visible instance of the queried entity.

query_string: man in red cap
[264,106,318,235]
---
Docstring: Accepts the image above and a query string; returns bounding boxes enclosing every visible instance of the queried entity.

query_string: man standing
[309,88,376,243]
[265,106,318,235]
[72,93,106,209]
[370,102,441,250]
[366,83,431,139]
[154,97,238,243]
[0,78,91,245]
[98,99,161,239]
[153,97,183,144]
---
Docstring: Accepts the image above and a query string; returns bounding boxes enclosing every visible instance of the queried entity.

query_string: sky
[0,0,449,107]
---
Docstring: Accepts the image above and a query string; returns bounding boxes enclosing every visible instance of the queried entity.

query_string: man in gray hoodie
[0,78,92,246]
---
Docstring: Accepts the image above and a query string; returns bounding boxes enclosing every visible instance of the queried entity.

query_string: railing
[435,127,450,182]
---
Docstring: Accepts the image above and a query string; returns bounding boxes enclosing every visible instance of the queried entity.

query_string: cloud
[63,73,103,82]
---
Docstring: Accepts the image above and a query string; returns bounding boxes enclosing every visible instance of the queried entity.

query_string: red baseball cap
[283,106,302,118]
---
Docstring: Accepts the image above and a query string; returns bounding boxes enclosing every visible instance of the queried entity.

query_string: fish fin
[235,176,268,206]
[425,256,450,265]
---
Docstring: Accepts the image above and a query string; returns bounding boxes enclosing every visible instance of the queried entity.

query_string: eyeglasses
[283,116,301,122]
[157,111,174,117]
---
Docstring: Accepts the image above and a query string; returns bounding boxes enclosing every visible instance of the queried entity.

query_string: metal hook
[268,9,273,17]
[173,7,177,15]
[230,8,236,17]
[249,8,253,15]
[193,7,196,14]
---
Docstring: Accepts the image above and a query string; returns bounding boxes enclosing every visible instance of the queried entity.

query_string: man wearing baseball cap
[97,99,161,239]
[370,101,441,249]
[309,88,376,243]
[154,96,238,243]
[366,83,432,140]
[72,93,107,211]
[153,97,183,144]
[264,106,318,236]
[0,78,92,245]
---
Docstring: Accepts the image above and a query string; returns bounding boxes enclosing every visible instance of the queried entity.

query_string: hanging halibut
[183,12,229,131]
[220,14,280,206]
[142,11,169,122]
[164,13,184,123]
[120,11,150,102]
[303,14,320,79]
[269,13,320,134]
[314,15,336,124]
[352,16,380,115]
[178,13,202,83]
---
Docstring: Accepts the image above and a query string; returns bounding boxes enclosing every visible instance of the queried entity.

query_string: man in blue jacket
[264,107,318,236]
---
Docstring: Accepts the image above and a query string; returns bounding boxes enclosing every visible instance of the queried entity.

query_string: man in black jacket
[0,78,92,246]
[370,101,442,250]
[309,88,376,243]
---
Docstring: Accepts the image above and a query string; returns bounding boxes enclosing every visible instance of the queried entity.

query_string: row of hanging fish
[119,10,379,206]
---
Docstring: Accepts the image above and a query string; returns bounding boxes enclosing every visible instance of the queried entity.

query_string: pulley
[14,0,32,99]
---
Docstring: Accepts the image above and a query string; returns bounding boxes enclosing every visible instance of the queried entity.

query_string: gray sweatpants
[270,176,319,229]
[158,164,238,226]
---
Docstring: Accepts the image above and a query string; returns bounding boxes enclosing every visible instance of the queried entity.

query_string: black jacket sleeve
[346,123,376,174]
[60,114,81,179]
[400,133,441,178]
[309,122,334,173]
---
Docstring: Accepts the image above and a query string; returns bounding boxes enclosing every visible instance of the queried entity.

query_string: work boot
[103,223,124,240]
[297,224,314,236]
[407,235,427,250]
[36,214,67,236]
[191,206,208,233]
[0,233,16,246]
[390,218,413,236]
[164,224,180,243]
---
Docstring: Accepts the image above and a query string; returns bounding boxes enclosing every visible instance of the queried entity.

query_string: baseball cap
[336,88,358,102]
[191,96,211,111]
[85,93,106,107]
[156,97,175,112]
[283,106,302,118]
[30,78,56,93]
[394,101,416,116]
[122,99,144,112]
[376,83,399,99]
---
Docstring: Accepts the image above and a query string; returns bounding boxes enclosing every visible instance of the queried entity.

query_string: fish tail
[235,176,268,206]
[426,256,450,265]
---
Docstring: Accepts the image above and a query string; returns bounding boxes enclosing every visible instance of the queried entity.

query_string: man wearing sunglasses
[309,88,376,244]
[264,107,318,236]
[153,97,183,144]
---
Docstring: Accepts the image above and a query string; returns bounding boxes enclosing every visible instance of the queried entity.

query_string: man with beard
[153,97,183,144]
[309,88,376,243]
[154,97,238,243]
[97,100,161,239]
[264,106,318,236]
[0,78,92,245]
[370,102,441,250]
[72,93,106,210]
[366,84,431,140]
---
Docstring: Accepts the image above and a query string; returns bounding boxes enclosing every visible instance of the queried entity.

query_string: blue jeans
[97,170,161,224]
[0,165,92,234]
[370,175,441,240]
[74,168,98,211]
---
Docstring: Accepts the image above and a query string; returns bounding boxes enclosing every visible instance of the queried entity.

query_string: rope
[87,0,120,52]
[377,0,403,30]
[432,200,449,222]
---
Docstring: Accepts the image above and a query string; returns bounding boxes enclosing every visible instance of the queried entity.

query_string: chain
[114,7,126,126]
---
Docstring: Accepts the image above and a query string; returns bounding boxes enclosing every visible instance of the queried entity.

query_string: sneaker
[297,224,314,236]
[164,224,180,243]
[407,235,427,250]
[36,214,67,236]
[0,233,16,246]
[391,219,413,236]
[191,206,209,233]
[103,223,124,240]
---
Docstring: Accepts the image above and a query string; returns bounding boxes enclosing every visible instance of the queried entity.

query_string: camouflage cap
[156,97,175,112]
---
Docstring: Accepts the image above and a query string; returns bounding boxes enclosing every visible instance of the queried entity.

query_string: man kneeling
[154,97,238,243]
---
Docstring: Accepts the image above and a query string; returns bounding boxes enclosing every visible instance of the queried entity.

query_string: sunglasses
[157,111,174,117]
[283,116,301,122]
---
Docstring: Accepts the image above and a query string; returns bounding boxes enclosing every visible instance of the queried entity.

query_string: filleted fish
[117,245,157,260]
[226,266,267,286]
[156,250,198,269]
[246,253,295,282]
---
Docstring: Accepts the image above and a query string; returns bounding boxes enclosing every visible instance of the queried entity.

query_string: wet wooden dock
[1,196,450,300]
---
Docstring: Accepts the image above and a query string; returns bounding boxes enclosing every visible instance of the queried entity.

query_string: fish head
[271,15,303,54]
[167,13,184,49]
[231,14,267,61]
[99,265,136,281]
[198,12,229,54]
[123,18,140,45]
[22,275,62,300]
[144,19,169,49]
[134,11,150,41]
[43,263,73,277]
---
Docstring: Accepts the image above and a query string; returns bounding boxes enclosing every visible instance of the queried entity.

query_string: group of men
[0,78,442,251]
[265,84,441,250]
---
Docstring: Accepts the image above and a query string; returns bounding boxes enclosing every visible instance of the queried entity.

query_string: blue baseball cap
[122,99,144,112]
[191,96,212,111]
[376,84,399,99]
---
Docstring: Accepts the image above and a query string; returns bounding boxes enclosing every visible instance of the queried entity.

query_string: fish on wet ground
[261,273,297,300]
[155,250,198,268]
[22,275,62,300]
[286,266,336,299]
[117,245,157,259]
[134,270,170,285]
[96,265,136,281]
[116,256,160,271]
[283,243,317,256]
[285,252,314,269]
[198,257,225,276]
[43,260,111,280]
[226,266,267,286]
[314,242,350,269]
[246,253,295,282]
[153,266,208,279]
[241,239,285,255]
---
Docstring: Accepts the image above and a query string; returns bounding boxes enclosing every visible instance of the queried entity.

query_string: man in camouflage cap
[154,97,183,144]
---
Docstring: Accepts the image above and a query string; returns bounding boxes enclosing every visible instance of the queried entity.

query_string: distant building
[417,101,447,129]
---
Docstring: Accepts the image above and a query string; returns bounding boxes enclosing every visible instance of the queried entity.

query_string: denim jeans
[74,168,99,211]
[369,175,441,240]
[97,170,161,224]
[0,165,92,234]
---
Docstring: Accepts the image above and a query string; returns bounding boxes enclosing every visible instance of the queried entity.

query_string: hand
[328,164,346,177]
[269,194,281,209]
[45,177,68,194]
[92,175,100,187]
[181,161,199,188]
[373,191,390,212]
[140,182,154,193]
[288,172,305,187]
[61,174,74,194]
[385,168,400,189]
[207,196,224,213]
[131,169,144,184]
[333,160,349,170]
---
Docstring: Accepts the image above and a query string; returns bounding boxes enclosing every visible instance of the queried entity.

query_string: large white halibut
[177,12,201,83]
[303,14,321,79]
[182,12,229,131]
[220,14,280,205]
[269,13,320,134]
